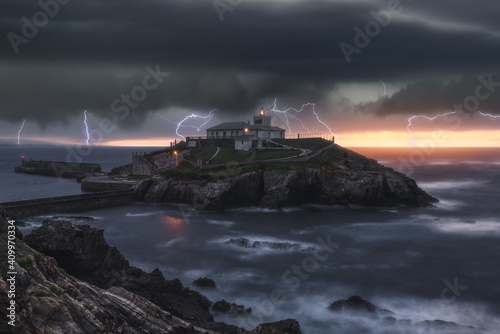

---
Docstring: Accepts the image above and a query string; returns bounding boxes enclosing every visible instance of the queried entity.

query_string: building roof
[206,122,248,131]
[206,122,285,132]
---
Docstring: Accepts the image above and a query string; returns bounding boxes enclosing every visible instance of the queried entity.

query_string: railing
[292,133,335,140]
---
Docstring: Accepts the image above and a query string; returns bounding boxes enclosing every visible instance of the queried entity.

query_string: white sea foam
[158,237,185,248]
[210,235,318,258]
[206,219,236,227]
[418,180,486,191]
[126,211,164,217]
[433,219,500,237]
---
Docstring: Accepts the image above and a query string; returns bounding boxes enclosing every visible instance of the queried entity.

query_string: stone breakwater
[15,160,102,179]
[0,190,135,219]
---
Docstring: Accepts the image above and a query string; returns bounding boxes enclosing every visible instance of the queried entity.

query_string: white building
[234,135,262,151]
[206,107,285,139]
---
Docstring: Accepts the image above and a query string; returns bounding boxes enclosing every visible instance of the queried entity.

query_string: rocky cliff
[134,147,437,210]
[1,214,301,334]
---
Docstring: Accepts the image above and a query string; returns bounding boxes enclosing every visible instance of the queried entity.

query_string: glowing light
[269,98,338,143]
[17,118,26,145]
[406,110,500,146]
[406,111,456,147]
[379,81,387,96]
[158,109,217,141]
[83,110,91,146]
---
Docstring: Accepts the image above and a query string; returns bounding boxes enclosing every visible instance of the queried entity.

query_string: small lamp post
[174,150,178,165]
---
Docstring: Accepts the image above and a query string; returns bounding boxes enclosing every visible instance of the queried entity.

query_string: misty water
[3,145,500,333]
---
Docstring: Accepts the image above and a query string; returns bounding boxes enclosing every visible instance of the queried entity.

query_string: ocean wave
[206,219,236,227]
[126,211,164,217]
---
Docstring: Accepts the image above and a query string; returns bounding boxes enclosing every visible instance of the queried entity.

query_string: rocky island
[133,141,437,210]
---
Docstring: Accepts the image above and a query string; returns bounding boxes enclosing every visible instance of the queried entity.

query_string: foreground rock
[194,277,217,289]
[212,300,252,315]
[25,219,214,323]
[328,295,393,316]
[328,296,482,333]
[134,146,438,210]
[2,214,302,334]
[224,238,310,251]
[251,319,302,334]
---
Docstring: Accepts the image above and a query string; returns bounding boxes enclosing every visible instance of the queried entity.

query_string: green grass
[19,257,33,270]
[161,145,344,181]
[273,138,331,151]
[59,268,77,282]
[35,291,49,297]
[188,147,218,162]
[309,146,344,164]
[210,148,301,164]
[83,303,94,310]
[34,252,43,262]
[50,285,62,296]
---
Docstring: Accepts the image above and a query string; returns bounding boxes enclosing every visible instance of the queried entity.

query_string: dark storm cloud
[356,74,500,117]
[1,0,500,127]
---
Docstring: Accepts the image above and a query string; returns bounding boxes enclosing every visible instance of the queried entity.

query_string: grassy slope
[162,145,343,181]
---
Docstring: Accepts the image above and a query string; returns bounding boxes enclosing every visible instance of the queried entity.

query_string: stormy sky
[1,0,499,146]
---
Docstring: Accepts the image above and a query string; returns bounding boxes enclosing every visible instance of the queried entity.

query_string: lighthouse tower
[253,107,271,126]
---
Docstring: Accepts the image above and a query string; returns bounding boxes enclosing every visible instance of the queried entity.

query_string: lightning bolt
[379,81,387,96]
[406,111,456,147]
[83,110,91,146]
[17,119,26,145]
[158,109,217,141]
[269,98,339,143]
[478,111,500,119]
[407,110,500,147]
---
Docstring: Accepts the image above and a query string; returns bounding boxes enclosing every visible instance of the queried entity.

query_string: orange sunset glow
[4,130,500,147]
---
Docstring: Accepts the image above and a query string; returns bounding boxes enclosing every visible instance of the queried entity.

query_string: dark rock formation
[194,277,216,289]
[110,163,132,176]
[0,211,301,334]
[25,219,214,323]
[225,238,307,251]
[212,300,231,313]
[250,319,302,334]
[328,295,393,315]
[134,146,438,210]
[212,300,252,315]
[328,296,482,333]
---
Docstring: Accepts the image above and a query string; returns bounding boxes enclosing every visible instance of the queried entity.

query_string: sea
[2,145,500,334]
